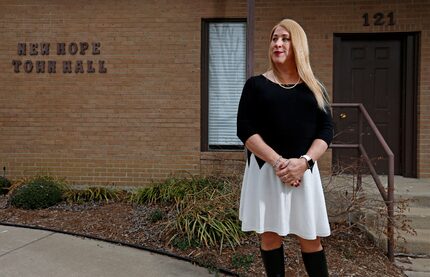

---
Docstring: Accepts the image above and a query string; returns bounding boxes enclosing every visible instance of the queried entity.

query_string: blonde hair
[268,19,330,111]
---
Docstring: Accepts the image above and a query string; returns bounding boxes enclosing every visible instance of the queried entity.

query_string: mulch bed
[0,195,405,277]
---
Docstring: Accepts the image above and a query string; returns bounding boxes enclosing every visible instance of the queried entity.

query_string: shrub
[129,177,196,207]
[10,175,65,209]
[170,236,200,251]
[148,208,165,223]
[131,176,244,252]
[170,202,242,252]
[130,177,229,207]
[64,186,121,203]
[0,176,11,195]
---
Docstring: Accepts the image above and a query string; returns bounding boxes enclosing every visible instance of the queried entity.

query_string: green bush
[170,236,200,251]
[0,176,11,195]
[130,177,228,207]
[129,177,194,206]
[131,176,244,252]
[10,175,65,209]
[64,186,120,203]
[148,209,165,223]
[171,202,243,251]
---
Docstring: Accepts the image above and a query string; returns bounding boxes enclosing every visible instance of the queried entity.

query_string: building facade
[0,0,428,186]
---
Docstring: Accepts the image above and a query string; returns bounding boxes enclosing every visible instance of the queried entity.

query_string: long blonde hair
[268,19,330,111]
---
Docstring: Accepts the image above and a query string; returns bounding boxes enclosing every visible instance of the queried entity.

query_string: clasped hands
[274,158,307,187]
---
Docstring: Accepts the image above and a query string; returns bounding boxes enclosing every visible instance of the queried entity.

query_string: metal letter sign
[11,42,107,74]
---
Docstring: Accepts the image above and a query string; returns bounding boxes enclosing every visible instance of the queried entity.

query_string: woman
[236,19,333,277]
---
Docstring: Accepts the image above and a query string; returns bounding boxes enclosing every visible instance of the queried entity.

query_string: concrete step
[396,257,430,276]
[397,229,430,255]
[359,176,430,208]
[323,175,430,205]
[366,226,430,255]
[402,271,430,277]
[403,207,430,230]
[364,207,430,230]
[362,203,430,255]
[406,197,430,208]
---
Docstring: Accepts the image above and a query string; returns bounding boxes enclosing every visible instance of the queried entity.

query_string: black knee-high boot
[301,249,329,277]
[260,245,285,277]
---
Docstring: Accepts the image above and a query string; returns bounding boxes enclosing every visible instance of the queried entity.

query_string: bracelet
[272,156,283,169]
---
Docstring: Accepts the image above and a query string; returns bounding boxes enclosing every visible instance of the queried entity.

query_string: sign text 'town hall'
[12,42,107,74]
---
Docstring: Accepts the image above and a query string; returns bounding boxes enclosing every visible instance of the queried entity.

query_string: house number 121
[362,12,395,26]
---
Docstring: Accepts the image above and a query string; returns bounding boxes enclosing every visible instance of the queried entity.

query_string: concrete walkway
[0,224,216,277]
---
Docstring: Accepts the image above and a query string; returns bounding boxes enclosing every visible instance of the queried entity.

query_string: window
[201,19,246,150]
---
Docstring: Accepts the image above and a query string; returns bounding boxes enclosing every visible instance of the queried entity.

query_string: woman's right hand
[275,159,301,187]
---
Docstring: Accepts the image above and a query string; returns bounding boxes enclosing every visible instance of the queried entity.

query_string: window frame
[201,18,247,151]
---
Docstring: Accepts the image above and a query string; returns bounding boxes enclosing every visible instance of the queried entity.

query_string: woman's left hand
[280,158,308,187]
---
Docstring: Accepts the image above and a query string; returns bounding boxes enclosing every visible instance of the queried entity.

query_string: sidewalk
[0,224,216,277]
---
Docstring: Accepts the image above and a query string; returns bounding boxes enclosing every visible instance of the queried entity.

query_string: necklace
[273,73,301,90]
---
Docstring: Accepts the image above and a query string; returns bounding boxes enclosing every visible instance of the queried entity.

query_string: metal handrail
[331,103,395,262]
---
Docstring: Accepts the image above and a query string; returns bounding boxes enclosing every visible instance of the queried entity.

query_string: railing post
[387,155,395,262]
[357,110,363,190]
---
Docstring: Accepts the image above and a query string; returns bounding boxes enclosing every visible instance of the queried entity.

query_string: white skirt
[239,154,331,239]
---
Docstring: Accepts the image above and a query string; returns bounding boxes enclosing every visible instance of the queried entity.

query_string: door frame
[333,32,419,177]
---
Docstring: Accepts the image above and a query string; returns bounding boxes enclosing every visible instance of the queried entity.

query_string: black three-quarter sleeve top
[237,75,333,168]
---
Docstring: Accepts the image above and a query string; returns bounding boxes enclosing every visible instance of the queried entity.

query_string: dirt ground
[0,196,405,277]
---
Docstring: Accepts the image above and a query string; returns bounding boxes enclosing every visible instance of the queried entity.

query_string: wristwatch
[300,155,314,172]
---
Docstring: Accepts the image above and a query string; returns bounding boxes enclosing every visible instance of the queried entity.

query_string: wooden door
[333,36,402,174]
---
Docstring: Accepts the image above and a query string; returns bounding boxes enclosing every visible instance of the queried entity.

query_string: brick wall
[0,0,247,186]
[0,0,428,186]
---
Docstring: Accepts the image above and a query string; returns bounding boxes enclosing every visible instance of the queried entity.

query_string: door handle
[339,112,347,119]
